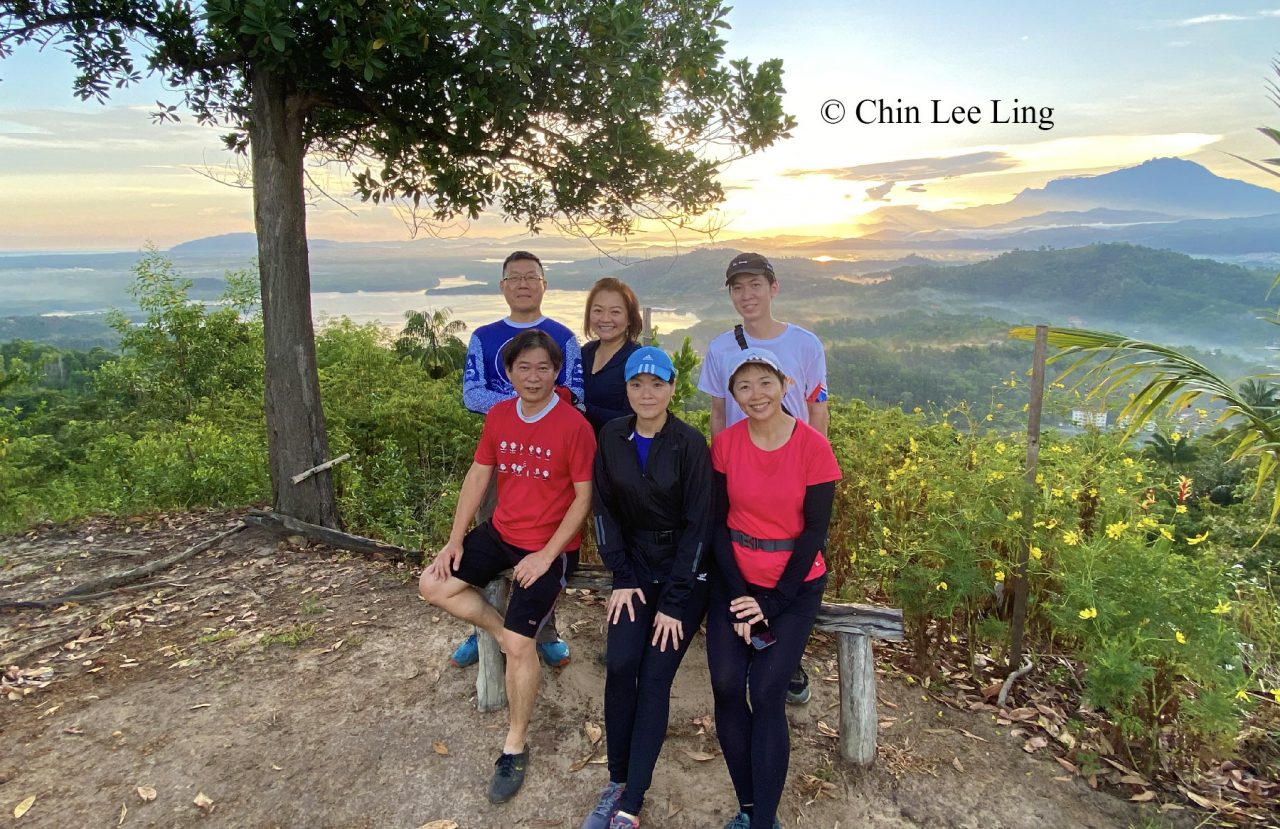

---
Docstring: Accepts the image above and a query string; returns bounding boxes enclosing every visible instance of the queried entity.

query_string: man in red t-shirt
[420,329,596,804]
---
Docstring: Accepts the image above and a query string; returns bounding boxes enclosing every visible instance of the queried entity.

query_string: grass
[299,596,326,616]
[259,623,316,648]
[195,628,238,647]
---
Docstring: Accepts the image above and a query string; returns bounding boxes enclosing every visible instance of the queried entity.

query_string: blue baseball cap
[625,346,676,382]
[726,347,784,391]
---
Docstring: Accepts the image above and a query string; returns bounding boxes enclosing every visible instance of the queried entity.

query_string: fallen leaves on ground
[136,786,157,802]
[13,795,36,819]
[193,792,213,811]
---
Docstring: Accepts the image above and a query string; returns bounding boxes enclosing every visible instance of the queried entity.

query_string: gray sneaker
[724,812,751,829]
[785,665,811,705]
[580,781,625,829]
[488,747,529,803]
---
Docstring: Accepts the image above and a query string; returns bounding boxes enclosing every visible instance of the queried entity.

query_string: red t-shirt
[475,395,596,551]
[711,419,842,588]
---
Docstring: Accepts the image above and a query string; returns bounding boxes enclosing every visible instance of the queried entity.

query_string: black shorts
[453,521,575,639]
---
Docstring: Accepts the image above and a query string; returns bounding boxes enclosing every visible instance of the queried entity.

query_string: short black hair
[502,250,544,274]
[502,329,563,374]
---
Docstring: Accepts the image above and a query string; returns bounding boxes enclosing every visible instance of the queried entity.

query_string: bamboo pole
[1009,324,1047,670]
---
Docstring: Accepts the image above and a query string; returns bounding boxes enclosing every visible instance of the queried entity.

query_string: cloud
[784,151,1019,183]
[1173,9,1280,25]
[864,182,894,201]
[905,184,927,193]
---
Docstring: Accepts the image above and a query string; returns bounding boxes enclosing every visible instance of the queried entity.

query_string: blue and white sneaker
[724,812,751,829]
[537,637,571,667]
[580,781,625,829]
[450,633,478,668]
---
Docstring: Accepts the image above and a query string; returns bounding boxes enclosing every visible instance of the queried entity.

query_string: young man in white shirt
[696,251,830,704]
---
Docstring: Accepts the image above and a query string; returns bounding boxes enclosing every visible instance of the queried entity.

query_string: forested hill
[857,244,1275,348]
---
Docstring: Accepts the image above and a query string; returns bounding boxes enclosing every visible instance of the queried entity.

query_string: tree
[1,1,794,527]
[1142,431,1199,468]
[395,308,467,379]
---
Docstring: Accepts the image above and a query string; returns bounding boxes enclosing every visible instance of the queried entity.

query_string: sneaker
[488,747,529,803]
[608,813,640,829]
[723,812,751,829]
[580,782,625,829]
[537,637,571,667]
[785,665,811,705]
[450,633,479,668]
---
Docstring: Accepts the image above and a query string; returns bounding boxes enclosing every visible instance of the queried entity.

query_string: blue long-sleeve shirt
[461,316,584,413]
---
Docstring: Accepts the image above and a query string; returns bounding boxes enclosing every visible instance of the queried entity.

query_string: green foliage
[394,308,467,379]
[670,335,702,412]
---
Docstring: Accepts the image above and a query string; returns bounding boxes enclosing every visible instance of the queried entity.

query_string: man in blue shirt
[451,250,584,668]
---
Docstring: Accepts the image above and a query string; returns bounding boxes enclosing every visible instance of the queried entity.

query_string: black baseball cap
[725,252,776,285]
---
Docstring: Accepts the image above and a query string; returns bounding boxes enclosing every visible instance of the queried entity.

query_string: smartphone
[750,622,775,650]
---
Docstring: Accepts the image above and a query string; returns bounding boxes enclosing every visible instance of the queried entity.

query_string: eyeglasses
[502,274,544,286]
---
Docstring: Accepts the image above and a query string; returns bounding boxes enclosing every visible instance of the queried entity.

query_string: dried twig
[998,658,1035,707]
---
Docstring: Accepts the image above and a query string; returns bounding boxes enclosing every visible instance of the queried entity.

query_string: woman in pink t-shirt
[707,347,841,829]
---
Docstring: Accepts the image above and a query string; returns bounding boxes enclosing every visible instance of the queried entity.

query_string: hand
[733,621,753,646]
[427,539,464,581]
[513,551,555,588]
[607,587,646,625]
[729,595,765,627]
[650,611,684,652]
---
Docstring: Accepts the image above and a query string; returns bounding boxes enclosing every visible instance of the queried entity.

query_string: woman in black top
[579,346,712,829]
[581,277,643,433]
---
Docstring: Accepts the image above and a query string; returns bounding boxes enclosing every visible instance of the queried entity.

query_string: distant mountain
[860,158,1280,235]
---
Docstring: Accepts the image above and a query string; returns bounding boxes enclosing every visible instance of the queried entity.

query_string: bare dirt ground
[1,512,1192,829]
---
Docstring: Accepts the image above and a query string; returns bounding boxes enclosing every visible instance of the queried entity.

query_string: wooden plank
[837,632,878,766]
[476,577,510,712]
[815,603,904,641]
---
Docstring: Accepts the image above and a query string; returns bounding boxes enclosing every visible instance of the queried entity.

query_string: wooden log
[243,510,417,561]
[476,577,511,712]
[814,602,904,641]
[290,452,351,485]
[836,632,878,767]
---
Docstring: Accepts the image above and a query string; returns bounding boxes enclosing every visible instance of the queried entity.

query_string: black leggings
[705,576,825,828]
[605,578,710,815]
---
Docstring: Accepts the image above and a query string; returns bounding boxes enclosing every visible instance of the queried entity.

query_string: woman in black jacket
[579,346,712,829]
[581,277,643,434]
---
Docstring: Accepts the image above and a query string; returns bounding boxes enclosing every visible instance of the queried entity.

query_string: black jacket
[582,339,641,434]
[592,412,712,617]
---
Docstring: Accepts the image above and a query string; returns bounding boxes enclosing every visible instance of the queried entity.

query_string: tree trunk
[248,66,342,529]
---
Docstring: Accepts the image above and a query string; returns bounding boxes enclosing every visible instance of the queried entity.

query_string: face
[589,290,629,344]
[501,259,546,316]
[730,364,785,421]
[509,347,556,407]
[727,273,778,323]
[627,373,674,420]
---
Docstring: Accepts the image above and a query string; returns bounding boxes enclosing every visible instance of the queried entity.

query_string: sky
[1,1,1279,251]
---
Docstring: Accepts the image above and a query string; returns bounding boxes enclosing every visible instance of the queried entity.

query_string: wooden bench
[475,565,904,767]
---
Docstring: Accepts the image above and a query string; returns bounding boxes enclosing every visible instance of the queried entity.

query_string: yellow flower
[1046,517,1059,529]
[1035,473,1044,485]
[987,471,1006,482]
[936,581,948,591]
[1022,403,1029,412]
[1235,689,1250,701]
[1196,408,1208,418]
[1088,487,1098,497]
[1134,472,1144,483]
[1051,488,1064,499]
[878,548,888,557]
[985,414,994,422]
[881,526,892,538]
[1104,521,1129,539]
[994,570,1006,582]
[1138,516,1158,529]
[1078,607,1098,620]
[1159,528,1175,542]
[849,551,858,565]
[1115,486,1126,495]
[1030,546,1043,560]
[1122,457,1135,467]
[913,406,922,414]
[1211,600,1231,615]
[1175,504,1188,514]
[1171,431,1182,442]
[1006,510,1023,522]
[995,441,1007,455]
[969,451,978,466]
[1175,630,1187,645]
[948,634,958,644]
[1272,689,1280,704]
[909,437,918,454]
[1062,530,1081,546]
[1186,531,1210,546]
[873,500,882,512]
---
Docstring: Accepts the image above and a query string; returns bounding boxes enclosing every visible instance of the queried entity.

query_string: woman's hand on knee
[607,587,646,625]
[650,611,683,652]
